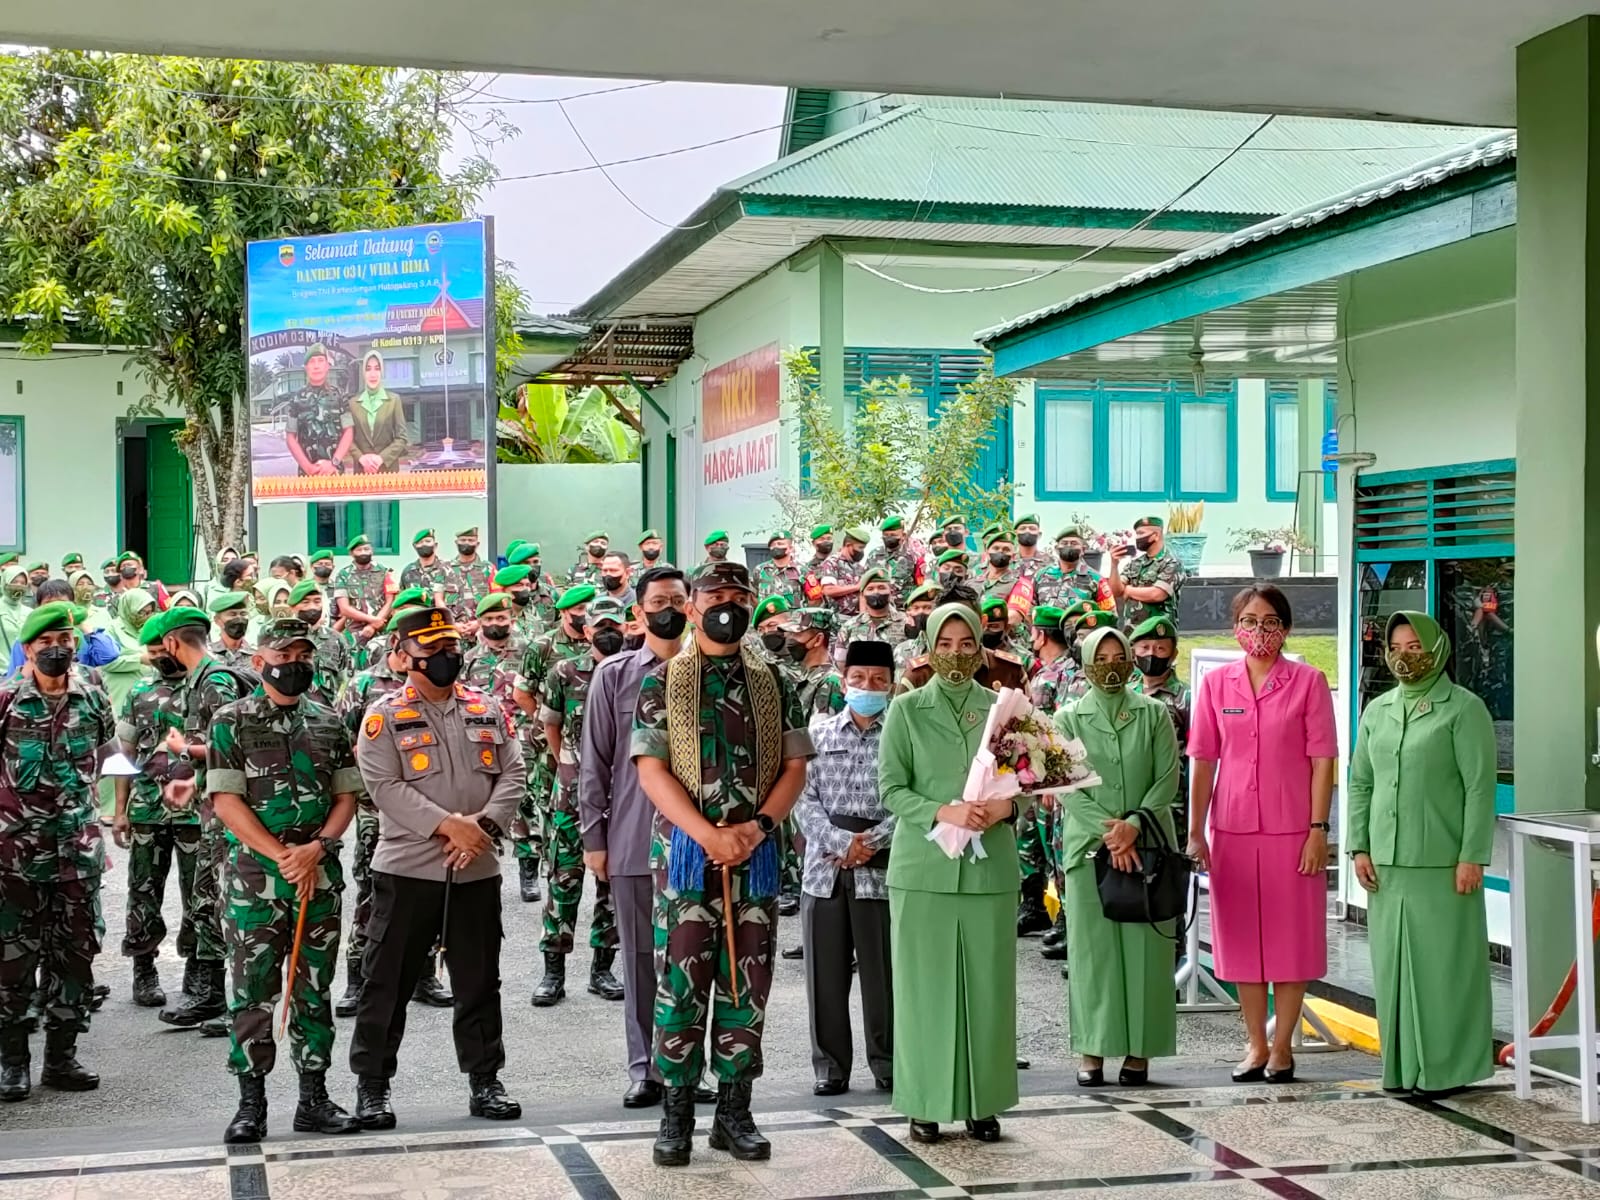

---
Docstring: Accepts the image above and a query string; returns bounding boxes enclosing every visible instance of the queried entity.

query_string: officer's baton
[280,890,310,1037]
[433,864,455,972]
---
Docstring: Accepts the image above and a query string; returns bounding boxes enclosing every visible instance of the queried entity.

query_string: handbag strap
[1119,808,1193,941]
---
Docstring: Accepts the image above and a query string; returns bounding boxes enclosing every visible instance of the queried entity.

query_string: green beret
[766,531,791,545]
[939,515,966,529]
[139,610,170,646]
[505,539,527,556]
[287,580,320,606]
[1128,615,1178,644]
[753,595,792,625]
[881,516,904,532]
[859,567,889,588]
[638,530,661,544]
[842,525,871,545]
[61,553,83,568]
[347,535,371,553]
[477,593,512,617]
[384,605,426,633]
[19,602,77,645]
[26,561,46,573]
[1060,599,1096,621]
[1134,514,1165,530]
[556,584,596,611]
[905,583,940,606]
[207,592,250,615]
[1013,513,1040,527]
[412,528,436,546]
[936,549,968,567]
[581,530,609,543]
[257,617,314,652]
[1054,525,1084,541]
[983,527,1014,548]
[163,606,212,635]
[305,342,329,360]
[391,587,427,611]
[809,524,832,540]
[455,527,479,539]
[309,549,334,564]
[0,554,17,570]
[495,565,532,588]
[118,551,142,566]
[1032,605,1066,629]
[508,544,539,565]
[980,596,1007,616]
[100,557,117,571]
[703,530,729,546]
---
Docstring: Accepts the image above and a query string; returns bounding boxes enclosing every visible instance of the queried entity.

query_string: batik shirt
[1118,549,1187,629]
[794,708,894,900]
[284,383,351,467]
[0,673,114,882]
[117,674,196,826]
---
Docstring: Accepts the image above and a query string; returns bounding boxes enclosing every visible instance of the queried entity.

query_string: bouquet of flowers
[929,687,1101,860]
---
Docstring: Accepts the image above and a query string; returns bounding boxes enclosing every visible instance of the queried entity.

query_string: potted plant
[1227,527,1309,578]
[1165,502,1208,572]
[1070,511,1105,572]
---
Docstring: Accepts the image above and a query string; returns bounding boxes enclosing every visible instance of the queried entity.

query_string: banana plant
[497,383,641,464]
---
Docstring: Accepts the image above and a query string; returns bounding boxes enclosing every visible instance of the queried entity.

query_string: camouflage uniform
[863,545,920,602]
[399,559,458,610]
[981,567,1022,605]
[1013,551,1048,581]
[208,689,360,1077]
[511,628,589,863]
[816,551,867,618]
[631,651,813,1085]
[1116,549,1187,630]
[750,560,803,608]
[284,383,351,471]
[184,659,251,971]
[1034,562,1113,611]
[117,674,200,961]
[330,563,392,668]
[1133,671,1192,830]
[792,662,846,718]
[210,638,257,675]
[0,674,114,1037]
[451,558,495,619]
[336,659,407,970]
[567,559,604,589]
[538,656,618,955]
[837,611,907,650]
[307,624,353,709]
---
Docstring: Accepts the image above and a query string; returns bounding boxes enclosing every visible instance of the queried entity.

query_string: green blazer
[345,396,411,471]
[1052,691,1178,872]
[878,681,1018,895]
[1346,676,1496,868]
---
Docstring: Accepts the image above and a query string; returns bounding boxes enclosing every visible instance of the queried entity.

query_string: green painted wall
[494,463,642,575]
[250,496,488,585]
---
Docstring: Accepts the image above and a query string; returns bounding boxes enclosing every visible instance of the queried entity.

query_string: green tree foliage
[773,348,1018,535]
[0,50,519,559]
[498,384,641,464]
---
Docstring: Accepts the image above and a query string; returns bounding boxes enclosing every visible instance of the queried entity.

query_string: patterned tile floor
[5,1077,1600,1199]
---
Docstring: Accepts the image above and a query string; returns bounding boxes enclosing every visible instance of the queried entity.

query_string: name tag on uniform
[1223,707,1246,715]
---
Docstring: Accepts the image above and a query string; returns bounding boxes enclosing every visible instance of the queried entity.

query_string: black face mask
[982,629,1006,650]
[587,543,607,559]
[34,646,73,678]
[1134,536,1154,553]
[414,649,463,688]
[937,570,956,588]
[313,566,333,580]
[416,544,437,559]
[645,608,688,641]
[353,553,373,566]
[152,654,185,680]
[906,613,928,639]
[1135,653,1174,678]
[700,601,750,646]
[566,615,587,638]
[623,634,646,652]
[882,536,903,552]
[784,636,811,665]
[760,630,788,654]
[120,565,141,581]
[481,624,511,641]
[510,589,533,608]
[813,541,833,558]
[865,592,890,611]
[601,574,626,592]
[641,547,661,562]
[300,608,323,627]
[103,574,120,588]
[944,530,965,548]
[844,545,863,562]
[592,627,625,657]
[989,552,1012,570]
[1058,545,1082,564]
[222,618,250,640]
[456,543,476,557]
[263,660,314,698]
[1017,532,1039,548]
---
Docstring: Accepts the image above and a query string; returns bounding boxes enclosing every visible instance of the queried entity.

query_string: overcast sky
[451,75,788,315]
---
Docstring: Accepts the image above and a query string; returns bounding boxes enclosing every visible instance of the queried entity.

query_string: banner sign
[244,220,492,503]
[701,344,780,492]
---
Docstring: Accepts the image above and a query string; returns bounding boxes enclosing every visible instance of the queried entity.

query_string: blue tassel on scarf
[667,825,708,895]
[745,836,779,901]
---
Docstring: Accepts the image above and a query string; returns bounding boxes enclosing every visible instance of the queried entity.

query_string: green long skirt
[1369,865,1493,1092]
[1063,866,1177,1059]
[888,888,1018,1123]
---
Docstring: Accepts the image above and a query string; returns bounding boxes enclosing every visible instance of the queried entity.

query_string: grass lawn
[1178,635,1338,689]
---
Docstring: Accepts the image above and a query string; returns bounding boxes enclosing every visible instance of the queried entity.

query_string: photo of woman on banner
[345,351,412,475]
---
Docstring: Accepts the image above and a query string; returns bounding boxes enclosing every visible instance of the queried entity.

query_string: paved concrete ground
[3,847,1377,1156]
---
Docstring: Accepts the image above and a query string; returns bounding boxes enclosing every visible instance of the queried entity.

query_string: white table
[1502,810,1600,1122]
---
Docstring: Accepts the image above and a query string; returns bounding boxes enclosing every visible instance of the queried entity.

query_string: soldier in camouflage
[0,603,115,1103]
[774,606,844,928]
[864,516,922,602]
[980,527,1022,608]
[752,594,792,667]
[751,533,804,607]
[505,543,562,627]
[531,596,625,1007]
[568,530,610,588]
[331,535,394,665]
[818,525,870,618]
[892,583,939,681]
[636,529,670,570]
[450,527,495,621]
[463,594,528,692]
[631,561,815,1167]
[284,343,353,478]
[289,581,353,708]
[1034,525,1115,611]
[1128,614,1191,828]
[113,617,200,1011]
[399,529,459,610]
[700,530,733,568]
[209,593,257,673]
[837,568,907,650]
[308,549,337,607]
[492,564,547,642]
[1109,515,1188,630]
[208,616,362,1143]
[1024,605,1077,956]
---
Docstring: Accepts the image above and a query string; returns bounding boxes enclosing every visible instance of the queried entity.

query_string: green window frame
[0,416,23,555]
[1034,379,1237,503]
[1266,383,1337,502]
[307,501,400,556]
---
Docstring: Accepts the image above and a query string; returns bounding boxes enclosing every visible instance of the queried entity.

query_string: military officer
[892,583,939,680]
[1012,513,1047,578]
[291,580,353,708]
[1108,515,1188,630]
[331,535,394,661]
[1034,525,1115,611]
[492,564,547,641]
[1024,605,1076,955]
[505,542,561,626]
[1129,614,1191,827]
[701,530,733,567]
[399,529,456,609]
[208,617,362,1144]
[309,549,337,602]
[779,608,846,717]
[531,596,625,1008]
[0,603,115,1102]
[60,552,84,576]
[450,528,494,620]
[837,568,906,649]
[92,558,120,609]
[464,594,528,692]
[284,343,353,478]
[349,607,525,1128]
[631,562,815,1166]
[805,524,834,579]
[818,526,871,618]
[933,547,970,590]
[114,615,200,1010]
[753,595,793,665]
[597,552,637,610]
[980,528,1022,606]
[865,516,921,601]
[637,529,669,569]
[209,592,257,672]
[568,531,609,588]
[751,532,803,607]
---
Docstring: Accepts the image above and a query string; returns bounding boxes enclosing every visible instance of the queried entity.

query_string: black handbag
[1093,809,1192,935]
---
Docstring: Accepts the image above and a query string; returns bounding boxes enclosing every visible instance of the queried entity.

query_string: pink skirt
[1208,831,1327,984]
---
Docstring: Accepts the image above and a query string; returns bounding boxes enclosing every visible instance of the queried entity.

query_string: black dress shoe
[909,1119,940,1144]
[873,1076,892,1092]
[1264,1058,1296,1085]
[1118,1064,1149,1087]
[412,967,453,1007]
[1231,1062,1267,1084]
[781,944,804,960]
[813,1078,848,1097]
[1076,1067,1104,1088]
[468,1073,522,1120]
[623,1080,664,1108]
[965,1117,1001,1142]
[694,1084,717,1105]
[1414,1085,1465,1101]
[1040,941,1068,961]
[355,1078,397,1130]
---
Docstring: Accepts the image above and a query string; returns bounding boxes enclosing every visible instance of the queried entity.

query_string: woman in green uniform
[878,602,1018,1144]
[1053,626,1179,1087]
[1347,611,1495,1096]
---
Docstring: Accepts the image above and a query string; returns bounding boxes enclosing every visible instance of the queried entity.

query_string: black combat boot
[708,1079,770,1160]
[40,1030,98,1091]
[652,1085,696,1167]
[1042,912,1066,950]
[467,1072,521,1120]
[588,949,624,1001]
[198,1018,230,1038]
[293,1070,361,1134]
[412,959,452,1007]
[777,889,800,917]
[530,953,566,1007]
[181,956,199,997]
[0,1028,30,1102]
[160,962,225,1027]
[224,1074,268,1144]
[335,959,363,1018]
[1016,875,1052,937]
[88,983,109,1012]
[518,857,541,903]
[355,1077,397,1131]
[131,954,165,1008]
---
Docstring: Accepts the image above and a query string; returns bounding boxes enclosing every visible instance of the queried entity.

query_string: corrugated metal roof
[739,99,1497,216]
[976,130,1516,345]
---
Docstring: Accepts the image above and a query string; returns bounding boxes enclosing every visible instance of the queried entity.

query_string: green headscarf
[0,564,28,652]
[1385,610,1450,704]
[116,587,157,641]
[358,351,392,420]
[926,602,983,691]
[1079,625,1135,715]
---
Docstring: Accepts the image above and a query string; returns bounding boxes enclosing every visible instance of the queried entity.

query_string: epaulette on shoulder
[992,649,1021,664]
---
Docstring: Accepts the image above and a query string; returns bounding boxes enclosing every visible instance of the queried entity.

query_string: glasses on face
[1236,616,1284,632]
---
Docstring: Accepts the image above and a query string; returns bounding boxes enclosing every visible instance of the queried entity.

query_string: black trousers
[800,873,893,1087]
[349,871,505,1081]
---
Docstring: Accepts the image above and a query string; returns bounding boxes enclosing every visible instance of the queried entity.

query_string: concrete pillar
[1295,378,1326,574]
[818,242,846,424]
[1514,16,1600,1059]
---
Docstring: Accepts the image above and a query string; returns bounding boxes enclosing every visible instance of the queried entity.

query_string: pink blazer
[1189,657,1337,836]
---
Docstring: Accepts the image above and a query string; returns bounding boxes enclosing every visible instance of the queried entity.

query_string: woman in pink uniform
[1187,585,1336,1084]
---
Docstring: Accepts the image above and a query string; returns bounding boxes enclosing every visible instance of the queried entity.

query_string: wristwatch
[316,835,339,856]
[753,813,777,836]
[1309,821,1331,833]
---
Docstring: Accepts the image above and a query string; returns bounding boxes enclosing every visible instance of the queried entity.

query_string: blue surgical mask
[845,687,889,717]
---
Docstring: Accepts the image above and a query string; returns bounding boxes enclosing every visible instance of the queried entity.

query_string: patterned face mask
[1386,649,1435,682]
[929,650,984,684]
[1084,661,1131,691]
[1235,625,1286,659]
